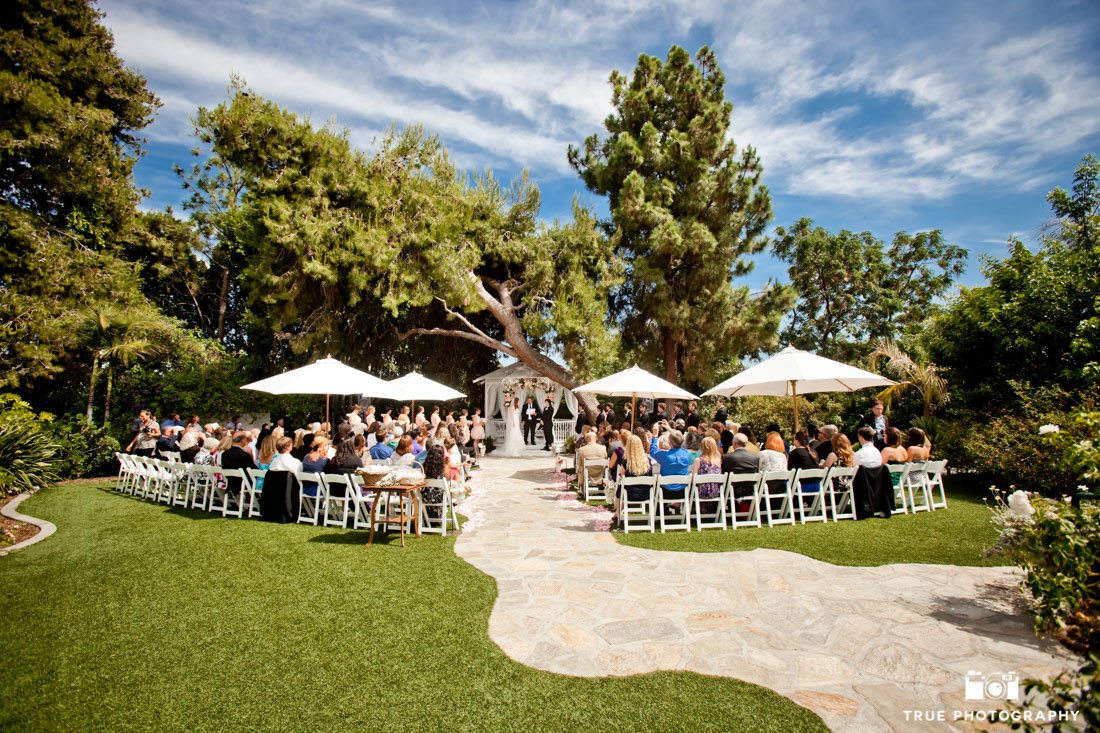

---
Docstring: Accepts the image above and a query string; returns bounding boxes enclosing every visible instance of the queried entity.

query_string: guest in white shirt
[268,437,303,473]
[854,426,883,468]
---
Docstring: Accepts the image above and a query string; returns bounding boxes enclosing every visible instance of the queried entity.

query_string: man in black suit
[595,405,609,426]
[219,432,257,500]
[713,399,728,425]
[637,404,652,429]
[604,404,617,428]
[685,401,701,428]
[721,433,761,500]
[522,397,539,445]
[858,399,889,450]
[541,399,555,450]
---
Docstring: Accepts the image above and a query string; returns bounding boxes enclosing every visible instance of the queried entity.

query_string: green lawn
[0,481,825,733]
[611,482,1005,567]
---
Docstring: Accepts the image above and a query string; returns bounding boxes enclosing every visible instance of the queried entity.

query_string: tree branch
[395,326,517,358]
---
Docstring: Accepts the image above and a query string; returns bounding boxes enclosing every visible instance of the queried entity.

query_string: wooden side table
[367,483,424,547]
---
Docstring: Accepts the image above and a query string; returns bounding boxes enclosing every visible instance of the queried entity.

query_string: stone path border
[455,456,1077,732]
[0,492,56,557]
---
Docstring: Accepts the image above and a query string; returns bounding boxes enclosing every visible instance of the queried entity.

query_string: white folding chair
[925,459,948,509]
[114,452,133,493]
[618,475,656,533]
[320,473,355,528]
[245,468,267,518]
[217,468,247,518]
[655,474,692,532]
[691,473,728,530]
[350,476,376,530]
[139,456,163,500]
[153,459,181,505]
[794,468,829,524]
[580,458,610,502]
[419,478,459,536]
[823,466,857,521]
[188,464,213,511]
[296,471,325,525]
[727,472,763,529]
[887,463,911,515]
[160,451,181,463]
[759,470,797,527]
[904,461,933,513]
[166,461,190,507]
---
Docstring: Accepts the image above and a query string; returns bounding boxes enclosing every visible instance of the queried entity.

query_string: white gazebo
[473,362,579,447]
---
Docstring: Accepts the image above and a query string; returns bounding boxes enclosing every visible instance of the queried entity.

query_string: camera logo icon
[964,671,1020,701]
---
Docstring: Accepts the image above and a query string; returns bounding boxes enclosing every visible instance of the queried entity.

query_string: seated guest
[156,426,180,456]
[177,425,203,462]
[577,431,608,486]
[788,430,822,493]
[881,428,908,464]
[388,435,416,467]
[906,427,931,461]
[352,434,367,460]
[444,437,464,482]
[816,425,838,462]
[408,427,425,456]
[721,433,760,474]
[719,422,735,453]
[292,432,314,461]
[370,429,394,461]
[421,444,447,520]
[758,432,788,473]
[328,438,364,475]
[607,429,632,483]
[765,423,790,453]
[219,432,257,502]
[693,437,724,513]
[805,422,819,451]
[649,429,692,499]
[787,431,820,471]
[194,437,219,466]
[212,434,233,465]
[365,422,383,448]
[268,437,302,473]
[854,426,883,468]
[254,432,280,490]
[823,433,855,469]
[683,431,702,462]
[741,426,760,453]
[302,437,330,475]
[613,434,654,520]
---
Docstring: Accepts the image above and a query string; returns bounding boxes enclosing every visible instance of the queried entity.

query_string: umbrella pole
[791,381,800,434]
[630,393,637,431]
[326,393,330,427]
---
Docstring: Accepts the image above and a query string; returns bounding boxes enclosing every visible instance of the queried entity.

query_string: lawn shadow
[927,577,1062,654]
[165,506,224,520]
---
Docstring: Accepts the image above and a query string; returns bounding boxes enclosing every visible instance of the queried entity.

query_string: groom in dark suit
[541,399,555,450]
[522,397,539,445]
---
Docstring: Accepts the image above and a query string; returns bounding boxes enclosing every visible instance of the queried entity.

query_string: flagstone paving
[455,456,1077,732]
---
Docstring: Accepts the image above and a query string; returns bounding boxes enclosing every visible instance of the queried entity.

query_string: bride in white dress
[495,397,526,457]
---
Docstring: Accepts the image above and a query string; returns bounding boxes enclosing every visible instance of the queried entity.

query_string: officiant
[523,396,539,445]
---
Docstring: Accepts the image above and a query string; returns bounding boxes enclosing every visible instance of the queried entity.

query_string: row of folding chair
[603,461,948,533]
[113,454,461,536]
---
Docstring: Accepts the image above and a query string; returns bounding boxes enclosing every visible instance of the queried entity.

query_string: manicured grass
[612,483,1005,567]
[0,481,825,733]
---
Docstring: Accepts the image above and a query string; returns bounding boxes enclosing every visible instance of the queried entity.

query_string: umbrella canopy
[241,357,394,424]
[574,365,698,429]
[241,357,394,397]
[386,372,466,403]
[703,346,895,430]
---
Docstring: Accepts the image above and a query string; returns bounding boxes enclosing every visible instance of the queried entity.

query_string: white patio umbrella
[702,345,895,431]
[241,356,394,424]
[385,371,465,414]
[573,364,698,430]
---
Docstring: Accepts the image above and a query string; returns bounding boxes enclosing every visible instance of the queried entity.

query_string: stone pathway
[455,456,1076,732]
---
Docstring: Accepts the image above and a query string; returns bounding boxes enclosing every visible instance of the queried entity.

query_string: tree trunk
[662,328,679,382]
[215,265,229,342]
[85,355,100,426]
[103,365,114,427]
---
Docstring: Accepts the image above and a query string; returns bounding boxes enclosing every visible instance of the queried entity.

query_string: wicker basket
[358,468,391,487]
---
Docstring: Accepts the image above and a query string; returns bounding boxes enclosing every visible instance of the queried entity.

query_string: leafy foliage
[47,417,119,478]
[774,218,966,362]
[869,340,949,417]
[569,45,788,386]
[925,154,1100,412]
[0,0,160,385]
[0,394,59,494]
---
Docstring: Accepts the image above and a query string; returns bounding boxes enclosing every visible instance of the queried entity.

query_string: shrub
[0,394,60,495]
[48,417,120,479]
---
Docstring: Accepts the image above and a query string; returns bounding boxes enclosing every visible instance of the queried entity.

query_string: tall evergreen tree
[0,0,160,386]
[568,45,787,386]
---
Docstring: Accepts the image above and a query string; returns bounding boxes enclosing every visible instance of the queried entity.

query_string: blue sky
[101,0,1100,291]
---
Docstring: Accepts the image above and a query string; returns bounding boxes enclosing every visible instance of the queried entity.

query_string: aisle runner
[454,456,1074,732]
